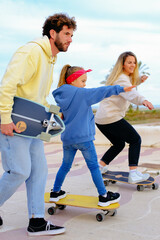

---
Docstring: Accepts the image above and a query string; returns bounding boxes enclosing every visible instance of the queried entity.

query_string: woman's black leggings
[96,118,141,167]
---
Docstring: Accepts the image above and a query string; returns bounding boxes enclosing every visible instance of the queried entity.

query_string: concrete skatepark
[0,124,160,240]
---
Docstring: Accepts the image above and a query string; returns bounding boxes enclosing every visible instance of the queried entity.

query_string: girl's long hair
[57,65,83,87]
[106,51,139,86]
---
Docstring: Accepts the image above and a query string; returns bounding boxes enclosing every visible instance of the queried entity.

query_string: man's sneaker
[99,164,108,174]
[0,216,3,227]
[27,220,65,236]
[50,190,66,202]
[98,191,121,207]
[128,170,150,184]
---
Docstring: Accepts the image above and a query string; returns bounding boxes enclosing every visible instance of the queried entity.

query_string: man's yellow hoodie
[0,36,57,124]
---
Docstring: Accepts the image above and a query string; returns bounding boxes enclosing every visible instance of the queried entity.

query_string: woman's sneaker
[99,164,108,174]
[98,191,121,207]
[50,190,66,202]
[27,220,65,236]
[128,170,150,184]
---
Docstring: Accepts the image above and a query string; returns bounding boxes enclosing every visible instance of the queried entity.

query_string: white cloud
[0,0,160,105]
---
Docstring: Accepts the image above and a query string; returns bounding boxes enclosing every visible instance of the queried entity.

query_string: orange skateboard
[44,192,120,222]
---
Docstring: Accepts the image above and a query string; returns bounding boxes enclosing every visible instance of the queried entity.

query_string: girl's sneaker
[50,190,66,202]
[98,191,121,207]
[128,170,150,184]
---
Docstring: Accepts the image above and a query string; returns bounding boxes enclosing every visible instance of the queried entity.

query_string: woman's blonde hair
[57,64,83,87]
[106,51,139,86]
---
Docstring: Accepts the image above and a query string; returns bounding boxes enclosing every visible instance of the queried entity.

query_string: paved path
[0,143,160,240]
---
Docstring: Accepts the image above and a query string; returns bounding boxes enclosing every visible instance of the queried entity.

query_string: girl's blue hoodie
[52,84,124,146]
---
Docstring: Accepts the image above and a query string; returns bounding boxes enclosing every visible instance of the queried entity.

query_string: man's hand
[0,122,21,136]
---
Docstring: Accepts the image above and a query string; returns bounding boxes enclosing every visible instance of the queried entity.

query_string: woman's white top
[95,74,146,125]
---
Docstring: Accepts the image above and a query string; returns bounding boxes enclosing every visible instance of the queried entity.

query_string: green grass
[92,108,160,125]
[124,108,160,124]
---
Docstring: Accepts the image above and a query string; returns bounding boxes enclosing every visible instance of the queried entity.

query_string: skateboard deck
[0,96,65,142]
[102,170,159,191]
[44,192,120,222]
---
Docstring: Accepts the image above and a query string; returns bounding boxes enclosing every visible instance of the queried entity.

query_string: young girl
[95,51,154,183]
[50,64,135,206]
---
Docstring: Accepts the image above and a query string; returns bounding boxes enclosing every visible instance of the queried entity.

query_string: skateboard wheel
[57,204,66,210]
[152,183,159,190]
[104,180,109,186]
[96,213,105,222]
[111,180,116,184]
[48,207,56,215]
[39,132,51,142]
[137,185,144,191]
[49,105,60,115]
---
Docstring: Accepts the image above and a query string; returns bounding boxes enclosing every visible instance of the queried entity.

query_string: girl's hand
[141,75,148,83]
[124,85,136,92]
[143,100,154,110]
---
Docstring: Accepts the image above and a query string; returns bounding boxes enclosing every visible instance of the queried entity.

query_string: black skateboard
[0,96,65,142]
[102,170,159,191]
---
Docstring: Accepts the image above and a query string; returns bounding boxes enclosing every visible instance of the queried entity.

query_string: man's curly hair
[42,13,77,38]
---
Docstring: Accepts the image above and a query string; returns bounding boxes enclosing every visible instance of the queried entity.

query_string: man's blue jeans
[53,141,107,196]
[0,132,48,218]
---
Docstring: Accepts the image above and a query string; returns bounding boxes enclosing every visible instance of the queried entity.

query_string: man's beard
[55,35,69,52]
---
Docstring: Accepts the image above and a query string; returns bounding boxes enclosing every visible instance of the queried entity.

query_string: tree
[138,61,150,76]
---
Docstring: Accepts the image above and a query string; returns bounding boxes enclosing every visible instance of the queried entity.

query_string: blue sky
[0,0,160,105]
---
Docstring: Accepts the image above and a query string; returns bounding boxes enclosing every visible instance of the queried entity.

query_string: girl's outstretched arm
[83,85,125,106]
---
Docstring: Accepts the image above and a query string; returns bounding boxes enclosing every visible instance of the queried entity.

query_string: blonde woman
[95,51,153,183]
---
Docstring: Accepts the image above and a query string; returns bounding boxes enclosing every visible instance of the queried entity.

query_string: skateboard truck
[40,105,64,142]
[42,117,62,130]
[96,209,117,222]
